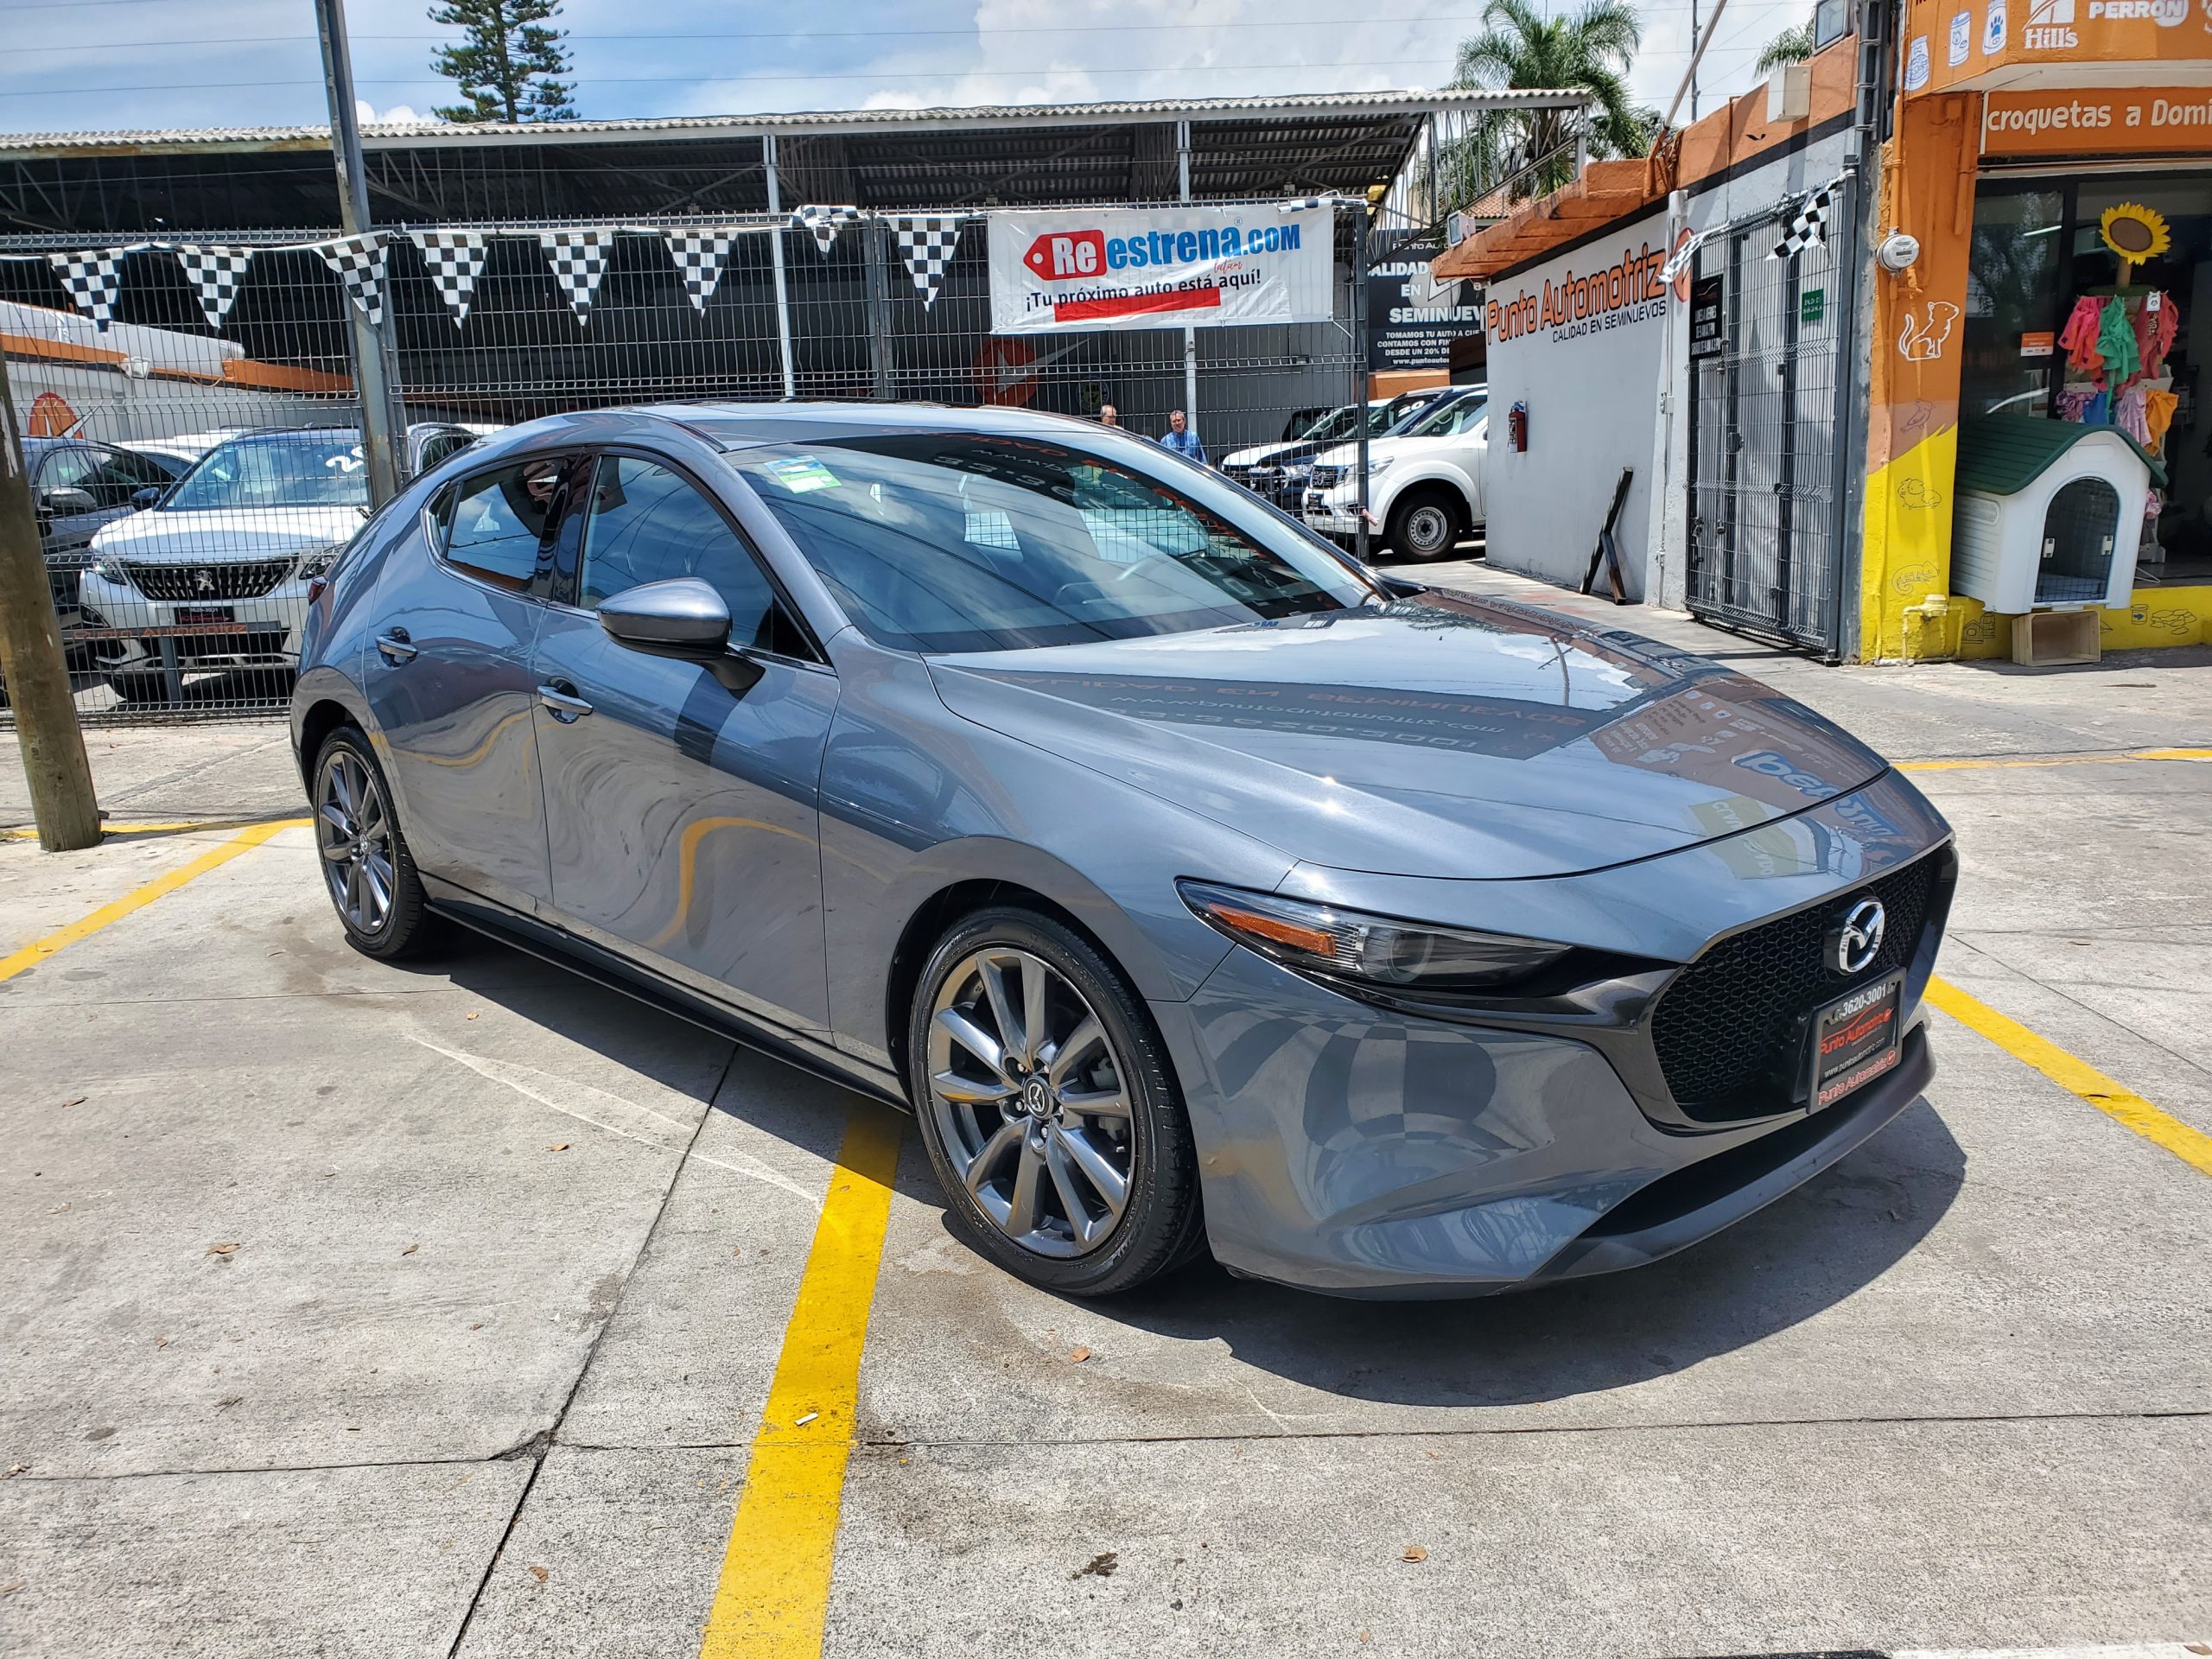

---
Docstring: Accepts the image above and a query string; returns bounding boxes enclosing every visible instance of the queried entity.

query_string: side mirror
[130,486,162,511]
[598,577,732,658]
[41,486,97,516]
[598,578,764,696]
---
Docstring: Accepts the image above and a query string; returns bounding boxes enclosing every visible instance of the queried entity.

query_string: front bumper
[1303,486,1360,536]
[78,569,308,672]
[1155,775,1953,1296]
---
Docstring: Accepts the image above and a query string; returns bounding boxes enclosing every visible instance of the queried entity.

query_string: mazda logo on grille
[192,568,217,595]
[1830,898,1886,976]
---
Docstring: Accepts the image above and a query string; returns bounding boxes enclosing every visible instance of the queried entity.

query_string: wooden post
[0,348,102,851]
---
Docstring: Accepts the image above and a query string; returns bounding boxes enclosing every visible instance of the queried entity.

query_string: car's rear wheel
[1387,486,1465,560]
[312,728,441,960]
[907,907,1205,1296]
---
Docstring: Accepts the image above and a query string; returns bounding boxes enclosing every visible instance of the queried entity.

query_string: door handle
[374,628,417,664]
[537,681,594,721]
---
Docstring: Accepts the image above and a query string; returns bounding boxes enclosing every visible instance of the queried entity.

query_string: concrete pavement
[1,564,2207,1657]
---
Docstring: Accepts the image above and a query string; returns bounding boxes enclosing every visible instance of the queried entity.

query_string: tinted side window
[83,447,168,506]
[580,456,794,652]
[442,457,569,593]
[37,447,98,495]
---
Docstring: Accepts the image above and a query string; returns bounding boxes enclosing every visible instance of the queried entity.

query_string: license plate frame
[1805,969,1905,1111]
[175,605,236,626]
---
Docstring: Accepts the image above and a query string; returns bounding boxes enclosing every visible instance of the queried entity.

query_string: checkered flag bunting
[1771,187,1833,261]
[315,233,390,327]
[663,227,741,313]
[792,205,860,257]
[413,229,491,326]
[173,245,255,329]
[538,228,614,324]
[47,249,130,329]
[889,214,962,309]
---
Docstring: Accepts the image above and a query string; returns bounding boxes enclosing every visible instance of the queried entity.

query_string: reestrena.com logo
[1022,220,1303,281]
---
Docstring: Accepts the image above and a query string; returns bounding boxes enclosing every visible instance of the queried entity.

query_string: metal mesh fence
[1685,183,1851,654]
[2,199,1363,725]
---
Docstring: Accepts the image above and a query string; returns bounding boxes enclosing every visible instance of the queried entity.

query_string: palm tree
[1757,19,1819,73]
[1442,0,1658,211]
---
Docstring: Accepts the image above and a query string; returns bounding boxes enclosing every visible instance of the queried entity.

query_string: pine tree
[429,0,576,124]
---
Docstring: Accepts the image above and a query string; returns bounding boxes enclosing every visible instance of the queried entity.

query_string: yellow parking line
[1926,976,2212,1178]
[0,817,306,984]
[699,1103,905,1659]
[1,819,277,842]
[1897,747,2212,773]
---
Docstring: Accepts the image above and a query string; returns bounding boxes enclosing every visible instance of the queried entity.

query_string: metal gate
[1686,184,1852,654]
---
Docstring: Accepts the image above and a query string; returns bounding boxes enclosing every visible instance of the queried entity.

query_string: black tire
[906,906,1205,1297]
[106,672,175,704]
[310,726,442,961]
[1386,486,1465,561]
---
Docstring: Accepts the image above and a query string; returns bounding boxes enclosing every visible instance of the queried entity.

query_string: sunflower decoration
[2100,202,2171,281]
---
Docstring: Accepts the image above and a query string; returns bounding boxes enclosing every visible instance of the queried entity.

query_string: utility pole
[1690,0,1701,120]
[314,0,405,507]
[0,351,101,852]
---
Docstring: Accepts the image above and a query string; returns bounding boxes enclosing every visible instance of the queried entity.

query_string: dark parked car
[20,436,188,668]
[292,404,1955,1299]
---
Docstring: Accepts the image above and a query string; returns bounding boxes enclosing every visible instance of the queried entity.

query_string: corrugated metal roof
[0,88,1590,157]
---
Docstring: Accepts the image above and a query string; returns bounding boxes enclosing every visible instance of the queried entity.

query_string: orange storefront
[1867,0,2212,657]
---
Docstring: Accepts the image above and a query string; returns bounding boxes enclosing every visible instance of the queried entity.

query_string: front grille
[1311,464,1347,491]
[1650,854,1942,1121]
[124,557,296,601]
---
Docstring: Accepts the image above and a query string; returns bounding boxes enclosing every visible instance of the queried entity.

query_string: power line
[0,58,1522,97]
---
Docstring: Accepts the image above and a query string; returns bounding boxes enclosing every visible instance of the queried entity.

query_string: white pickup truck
[1302,387,1486,559]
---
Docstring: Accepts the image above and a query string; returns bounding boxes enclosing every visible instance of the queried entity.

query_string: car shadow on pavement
[1082,1098,1965,1408]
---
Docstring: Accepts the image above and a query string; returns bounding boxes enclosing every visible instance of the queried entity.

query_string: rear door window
[437,455,579,595]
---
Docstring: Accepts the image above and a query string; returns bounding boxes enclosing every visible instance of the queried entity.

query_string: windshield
[1291,405,1359,445]
[1402,394,1489,439]
[163,434,371,512]
[732,433,1382,654]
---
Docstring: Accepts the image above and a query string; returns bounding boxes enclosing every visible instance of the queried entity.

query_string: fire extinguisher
[1508,401,1529,453]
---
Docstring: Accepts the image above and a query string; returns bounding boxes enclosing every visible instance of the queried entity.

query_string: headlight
[88,555,128,582]
[1179,880,1570,994]
[1365,457,1395,477]
[295,542,348,580]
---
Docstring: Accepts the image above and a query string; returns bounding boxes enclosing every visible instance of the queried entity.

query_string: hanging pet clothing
[2059,294,2107,376]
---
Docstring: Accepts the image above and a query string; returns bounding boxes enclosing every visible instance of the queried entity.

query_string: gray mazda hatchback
[291,403,1954,1299]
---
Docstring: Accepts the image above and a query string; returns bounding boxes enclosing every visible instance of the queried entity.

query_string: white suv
[79,423,480,702]
[1303,388,1486,559]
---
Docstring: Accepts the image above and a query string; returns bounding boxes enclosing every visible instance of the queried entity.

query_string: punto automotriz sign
[987,204,1333,334]
[1484,237,1671,346]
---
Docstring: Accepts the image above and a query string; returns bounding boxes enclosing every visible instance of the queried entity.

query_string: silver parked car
[291,404,1955,1299]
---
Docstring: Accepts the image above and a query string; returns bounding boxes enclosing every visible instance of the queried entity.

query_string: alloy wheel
[925,947,1135,1258]
[316,748,397,938]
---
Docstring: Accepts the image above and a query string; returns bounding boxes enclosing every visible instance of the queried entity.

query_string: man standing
[1159,408,1206,467]
[1097,404,1120,428]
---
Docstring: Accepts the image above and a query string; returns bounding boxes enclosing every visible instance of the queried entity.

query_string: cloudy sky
[0,0,1815,135]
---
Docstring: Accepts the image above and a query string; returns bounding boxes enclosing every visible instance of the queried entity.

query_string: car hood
[89,505,365,560]
[1312,431,1482,472]
[925,592,1891,880]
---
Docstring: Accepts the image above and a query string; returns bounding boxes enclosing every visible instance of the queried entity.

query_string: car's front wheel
[1386,486,1465,560]
[311,728,441,960]
[907,907,1205,1296]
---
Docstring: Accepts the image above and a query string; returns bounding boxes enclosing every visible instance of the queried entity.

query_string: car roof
[645,400,1152,450]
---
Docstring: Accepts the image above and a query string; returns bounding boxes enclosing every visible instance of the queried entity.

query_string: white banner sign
[988,205,1332,334]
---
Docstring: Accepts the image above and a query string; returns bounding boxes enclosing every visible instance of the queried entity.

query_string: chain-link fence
[2,197,1369,724]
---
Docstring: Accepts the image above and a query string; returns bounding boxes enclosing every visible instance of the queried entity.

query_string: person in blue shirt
[1158,408,1206,467]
